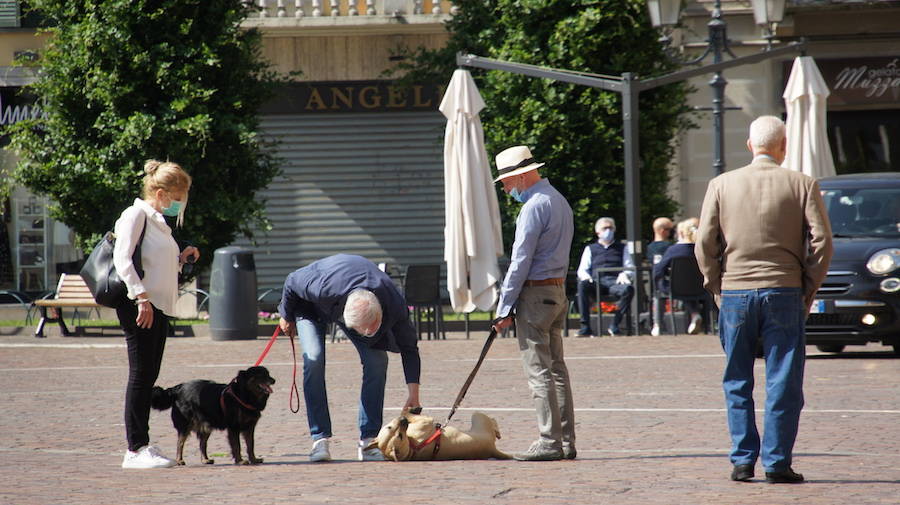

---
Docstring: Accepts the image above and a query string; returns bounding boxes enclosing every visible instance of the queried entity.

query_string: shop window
[827,110,900,175]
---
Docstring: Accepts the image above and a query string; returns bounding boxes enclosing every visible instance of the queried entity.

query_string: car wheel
[816,345,845,353]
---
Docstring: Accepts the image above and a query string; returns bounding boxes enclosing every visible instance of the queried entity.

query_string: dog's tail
[150,385,176,411]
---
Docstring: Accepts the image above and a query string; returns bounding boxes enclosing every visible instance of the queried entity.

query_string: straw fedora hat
[494,146,545,182]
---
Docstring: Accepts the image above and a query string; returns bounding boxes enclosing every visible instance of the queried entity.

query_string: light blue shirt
[496,178,574,318]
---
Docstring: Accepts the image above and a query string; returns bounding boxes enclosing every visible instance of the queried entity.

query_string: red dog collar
[407,424,443,460]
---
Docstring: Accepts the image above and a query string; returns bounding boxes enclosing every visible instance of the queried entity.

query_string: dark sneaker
[562,444,577,460]
[731,464,754,482]
[513,441,563,461]
[576,328,593,338]
[765,467,804,484]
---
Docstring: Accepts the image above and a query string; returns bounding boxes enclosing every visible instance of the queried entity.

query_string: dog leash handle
[253,326,302,414]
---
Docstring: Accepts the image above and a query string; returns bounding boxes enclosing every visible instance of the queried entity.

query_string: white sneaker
[650,325,660,337]
[357,438,384,461]
[309,438,331,462]
[122,445,177,469]
[687,313,703,334]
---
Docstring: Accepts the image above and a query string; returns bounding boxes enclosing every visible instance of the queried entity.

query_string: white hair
[595,217,615,234]
[748,116,785,150]
[344,289,382,336]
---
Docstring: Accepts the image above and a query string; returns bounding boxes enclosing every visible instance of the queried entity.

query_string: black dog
[151,366,275,465]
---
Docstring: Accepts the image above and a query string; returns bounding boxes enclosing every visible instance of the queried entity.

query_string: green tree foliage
[394,0,693,259]
[5,0,283,277]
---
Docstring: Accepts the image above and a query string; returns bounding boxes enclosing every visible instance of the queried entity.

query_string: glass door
[13,194,48,294]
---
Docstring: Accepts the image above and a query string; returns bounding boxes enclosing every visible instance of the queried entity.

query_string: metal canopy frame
[457,41,804,334]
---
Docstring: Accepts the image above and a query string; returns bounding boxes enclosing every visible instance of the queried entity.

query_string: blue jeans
[297,318,389,441]
[718,288,805,472]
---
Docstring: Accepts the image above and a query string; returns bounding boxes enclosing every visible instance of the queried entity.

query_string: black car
[806,173,900,354]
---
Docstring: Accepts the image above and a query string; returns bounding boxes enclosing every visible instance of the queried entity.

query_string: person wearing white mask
[491,145,576,462]
[114,159,199,469]
[575,217,634,336]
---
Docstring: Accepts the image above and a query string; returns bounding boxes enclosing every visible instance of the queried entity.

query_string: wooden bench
[33,274,102,338]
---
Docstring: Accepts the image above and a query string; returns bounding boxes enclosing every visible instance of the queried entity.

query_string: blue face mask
[599,229,615,242]
[162,200,183,217]
[509,187,525,203]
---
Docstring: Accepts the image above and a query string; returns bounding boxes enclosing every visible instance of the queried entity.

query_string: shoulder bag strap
[133,213,148,279]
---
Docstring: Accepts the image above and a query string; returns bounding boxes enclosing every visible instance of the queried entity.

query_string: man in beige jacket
[695,116,833,484]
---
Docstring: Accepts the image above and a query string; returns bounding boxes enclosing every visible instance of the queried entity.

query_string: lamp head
[751,0,786,26]
[646,0,682,28]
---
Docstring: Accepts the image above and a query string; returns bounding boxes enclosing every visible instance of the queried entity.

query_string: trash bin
[209,246,258,341]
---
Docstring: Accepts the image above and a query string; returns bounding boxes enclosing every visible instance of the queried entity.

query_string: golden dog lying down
[366,411,511,461]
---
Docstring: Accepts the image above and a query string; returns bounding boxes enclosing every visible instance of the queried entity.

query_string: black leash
[445,319,502,424]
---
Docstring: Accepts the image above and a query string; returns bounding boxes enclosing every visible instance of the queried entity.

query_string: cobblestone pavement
[1,330,898,505]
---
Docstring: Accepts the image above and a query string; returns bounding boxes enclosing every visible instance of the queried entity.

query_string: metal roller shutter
[233,111,447,291]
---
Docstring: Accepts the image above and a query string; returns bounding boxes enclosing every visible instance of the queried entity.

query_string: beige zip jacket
[695,157,834,308]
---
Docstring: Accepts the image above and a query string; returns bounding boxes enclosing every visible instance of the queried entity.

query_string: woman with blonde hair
[651,217,704,336]
[115,160,199,469]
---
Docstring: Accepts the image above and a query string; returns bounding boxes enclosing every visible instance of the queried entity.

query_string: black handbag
[80,214,147,308]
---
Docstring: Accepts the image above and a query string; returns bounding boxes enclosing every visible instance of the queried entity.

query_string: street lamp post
[648,0,786,176]
[458,0,797,333]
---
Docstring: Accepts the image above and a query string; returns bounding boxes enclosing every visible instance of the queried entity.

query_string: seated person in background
[646,217,675,265]
[652,217,703,336]
[576,217,634,337]
[647,216,675,335]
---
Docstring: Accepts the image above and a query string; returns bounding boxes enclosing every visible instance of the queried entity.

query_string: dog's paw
[237,459,250,466]
[176,460,186,466]
[201,459,214,465]
[249,457,264,465]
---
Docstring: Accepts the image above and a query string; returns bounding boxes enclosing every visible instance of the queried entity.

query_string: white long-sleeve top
[113,198,181,316]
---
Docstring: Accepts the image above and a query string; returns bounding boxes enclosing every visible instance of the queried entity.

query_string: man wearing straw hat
[491,145,576,461]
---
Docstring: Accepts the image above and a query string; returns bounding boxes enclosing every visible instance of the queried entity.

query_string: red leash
[254,326,301,414]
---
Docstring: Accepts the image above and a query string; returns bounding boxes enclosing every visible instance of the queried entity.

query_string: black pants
[116,302,170,451]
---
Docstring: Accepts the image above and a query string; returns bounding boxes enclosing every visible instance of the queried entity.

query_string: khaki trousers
[514,284,576,449]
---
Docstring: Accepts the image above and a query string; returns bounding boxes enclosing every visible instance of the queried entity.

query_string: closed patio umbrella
[782,56,837,179]
[439,69,503,313]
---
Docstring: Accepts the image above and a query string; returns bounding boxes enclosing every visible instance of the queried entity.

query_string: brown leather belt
[523,277,565,287]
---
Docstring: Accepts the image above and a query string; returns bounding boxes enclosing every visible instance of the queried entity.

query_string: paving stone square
[1,330,898,504]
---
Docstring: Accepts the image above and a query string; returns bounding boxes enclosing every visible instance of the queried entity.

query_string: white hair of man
[595,217,616,234]
[344,289,382,337]
[748,115,785,150]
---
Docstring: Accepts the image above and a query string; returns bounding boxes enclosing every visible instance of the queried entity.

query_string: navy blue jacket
[278,254,420,383]
[652,243,696,291]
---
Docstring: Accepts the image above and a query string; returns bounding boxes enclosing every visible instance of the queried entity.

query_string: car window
[822,187,900,237]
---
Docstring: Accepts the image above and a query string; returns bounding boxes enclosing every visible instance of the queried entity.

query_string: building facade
[672,0,900,218]
[235,0,453,290]
[1,0,897,297]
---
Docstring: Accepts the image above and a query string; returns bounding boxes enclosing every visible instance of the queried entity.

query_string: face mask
[162,199,183,217]
[599,229,615,242]
[509,187,525,203]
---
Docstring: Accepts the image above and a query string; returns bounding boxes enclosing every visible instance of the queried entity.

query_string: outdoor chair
[403,264,446,340]
[663,256,713,335]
